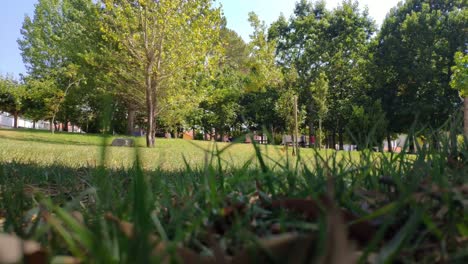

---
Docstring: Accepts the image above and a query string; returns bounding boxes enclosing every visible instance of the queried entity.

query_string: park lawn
[1,128,464,263]
[0,128,362,171]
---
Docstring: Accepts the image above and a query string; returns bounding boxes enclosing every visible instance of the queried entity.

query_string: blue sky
[0,0,400,78]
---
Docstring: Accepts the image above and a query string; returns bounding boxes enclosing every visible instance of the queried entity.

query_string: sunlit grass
[0,126,466,263]
[0,129,364,170]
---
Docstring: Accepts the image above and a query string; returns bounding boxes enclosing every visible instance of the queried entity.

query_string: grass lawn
[0,128,467,263]
[0,128,362,170]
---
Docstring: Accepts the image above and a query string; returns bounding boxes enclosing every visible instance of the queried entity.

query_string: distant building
[0,112,14,128]
[0,111,80,132]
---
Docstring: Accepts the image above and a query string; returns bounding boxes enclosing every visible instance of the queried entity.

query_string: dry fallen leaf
[105,213,217,264]
[320,195,357,264]
[320,168,357,264]
[0,233,46,264]
[231,233,316,264]
[271,197,376,245]
[71,211,84,225]
[105,213,158,243]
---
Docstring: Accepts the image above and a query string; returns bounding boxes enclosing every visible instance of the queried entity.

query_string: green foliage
[451,51,468,97]
[18,0,104,131]
[374,0,466,132]
[347,100,388,150]
[310,72,329,121]
[240,87,284,133]
[0,76,26,127]
[245,12,283,92]
[271,0,375,147]
[311,72,329,148]
[11,0,467,150]
[101,0,223,146]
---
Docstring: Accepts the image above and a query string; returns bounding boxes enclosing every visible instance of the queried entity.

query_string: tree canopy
[12,0,467,148]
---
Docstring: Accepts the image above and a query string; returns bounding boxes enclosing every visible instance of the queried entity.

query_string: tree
[188,27,248,140]
[450,51,468,138]
[0,76,25,128]
[270,0,375,149]
[375,0,466,138]
[245,12,283,92]
[18,0,102,132]
[101,0,222,147]
[347,100,388,150]
[310,72,328,149]
[270,0,330,145]
[324,1,376,149]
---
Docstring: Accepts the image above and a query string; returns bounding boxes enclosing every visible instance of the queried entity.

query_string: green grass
[0,128,467,263]
[0,128,362,170]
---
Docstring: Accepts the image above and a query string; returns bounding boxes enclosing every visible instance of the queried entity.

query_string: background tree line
[1,0,466,148]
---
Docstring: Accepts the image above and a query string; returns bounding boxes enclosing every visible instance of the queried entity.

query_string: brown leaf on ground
[321,169,357,264]
[231,233,316,264]
[207,232,228,264]
[0,233,47,264]
[213,203,246,235]
[271,197,376,245]
[105,213,158,244]
[458,184,468,194]
[71,211,84,225]
[105,213,217,264]
[320,194,357,264]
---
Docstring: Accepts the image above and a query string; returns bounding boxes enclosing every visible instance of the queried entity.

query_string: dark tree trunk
[387,133,393,153]
[464,97,468,139]
[408,135,415,154]
[33,121,36,129]
[338,130,344,151]
[308,100,315,148]
[331,131,336,150]
[145,64,155,147]
[432,134,439,151]
[268,125,276,145]
[127,107,136,136]
[13,111,18,128]
[63,121,69,132]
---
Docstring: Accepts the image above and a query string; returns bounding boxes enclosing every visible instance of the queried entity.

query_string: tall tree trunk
[145,64,155,147]
[127,107,136,136]
[270,124,275,145]
[332,131,336,150]
[308,100,315,148]
[464,97,468,139]
[13,111,18,128]
[294,95,299,156]
[432,134,439,151]
[63,121,69,132]
[387,133,393,153]
[318,119,322,149]
[338,130,344,150]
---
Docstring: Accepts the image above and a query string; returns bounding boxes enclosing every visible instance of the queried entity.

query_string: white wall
[0,112,13,127]
[0,112,50,130]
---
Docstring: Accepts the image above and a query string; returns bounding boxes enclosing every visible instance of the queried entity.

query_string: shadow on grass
[0,134,109,147]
